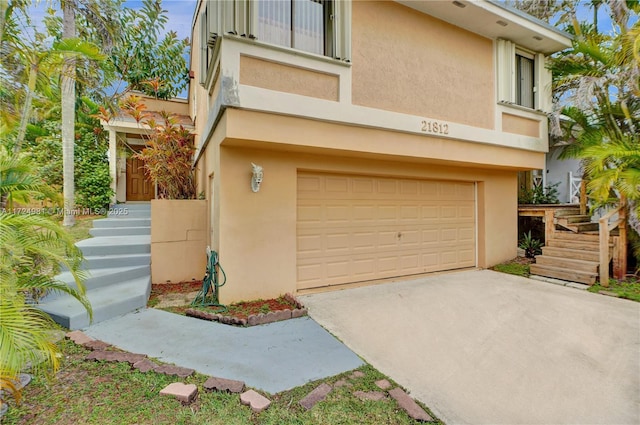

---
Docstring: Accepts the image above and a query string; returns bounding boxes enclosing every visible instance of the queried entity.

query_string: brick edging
[185,293,307,327]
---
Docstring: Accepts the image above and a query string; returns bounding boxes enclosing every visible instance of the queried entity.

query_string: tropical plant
[110,0,189,100]
[114,96,196,199]
[519,231,543,258]
[0,147,91,404]
[518,182,560,204]
[547,1,640,266]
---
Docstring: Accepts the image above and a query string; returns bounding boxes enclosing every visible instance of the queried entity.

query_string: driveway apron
[300,270,640,425]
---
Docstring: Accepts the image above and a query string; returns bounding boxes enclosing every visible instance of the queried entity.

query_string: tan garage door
[297,173,476,290]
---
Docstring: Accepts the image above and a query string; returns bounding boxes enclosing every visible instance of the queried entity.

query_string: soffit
[396,0,572,55]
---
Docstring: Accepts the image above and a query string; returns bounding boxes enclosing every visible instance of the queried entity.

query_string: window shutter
[236,0,254,37]
[536,53,552,112]
[200,5,209,84]
[333,0,351,61]
[222,0,236,34]
[496,39,515,103]
[248,0,258,38]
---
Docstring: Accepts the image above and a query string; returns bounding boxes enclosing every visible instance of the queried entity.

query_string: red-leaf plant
[121,96,196,199]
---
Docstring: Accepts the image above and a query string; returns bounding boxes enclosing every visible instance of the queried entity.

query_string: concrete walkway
[84,308,363,394]
[300,270,640,425]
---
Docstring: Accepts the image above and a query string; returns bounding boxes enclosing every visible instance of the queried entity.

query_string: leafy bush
[519,231,543,258]
[76,164,113,212]
[23,118,113,211]
[119,96,196,199]
[0,148,91,403]
[519,182,560,204]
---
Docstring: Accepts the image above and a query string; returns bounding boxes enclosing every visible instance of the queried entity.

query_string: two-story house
[189,0,572,302]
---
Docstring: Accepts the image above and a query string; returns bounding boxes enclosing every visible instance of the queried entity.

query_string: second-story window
[258,0,332,56]
[516,52,535,109]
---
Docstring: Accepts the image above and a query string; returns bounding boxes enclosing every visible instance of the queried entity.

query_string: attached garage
[297,172,477,291]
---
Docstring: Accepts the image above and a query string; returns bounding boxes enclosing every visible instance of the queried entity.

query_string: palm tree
[61,0,76,226]
[0,146,91,403]
[58,0,120,226]
[548,1,640,264]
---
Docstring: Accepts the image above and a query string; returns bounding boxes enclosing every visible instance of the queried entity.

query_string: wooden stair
[530,231,612,285]
[556,214,599,232]
[529,206,617,285]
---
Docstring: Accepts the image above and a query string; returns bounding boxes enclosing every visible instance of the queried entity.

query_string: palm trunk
[13,63,38,153]
[62,0,76,227]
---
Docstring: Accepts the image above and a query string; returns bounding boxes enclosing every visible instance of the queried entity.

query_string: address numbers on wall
[420,120,449,135]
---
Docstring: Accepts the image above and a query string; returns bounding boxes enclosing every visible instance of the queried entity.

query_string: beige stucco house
[188,0,571,302]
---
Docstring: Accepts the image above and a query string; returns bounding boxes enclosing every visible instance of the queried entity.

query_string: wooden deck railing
[598,201,627,287]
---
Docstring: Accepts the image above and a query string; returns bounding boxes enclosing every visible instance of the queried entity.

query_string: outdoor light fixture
[251,163,263,192]
[533,35,543,41]
[452,1,466,8]
[496,20,508,26]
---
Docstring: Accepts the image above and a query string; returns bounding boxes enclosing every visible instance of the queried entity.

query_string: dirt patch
[148,282,306,325]
[214,297,297,320]
[511,257,535,265]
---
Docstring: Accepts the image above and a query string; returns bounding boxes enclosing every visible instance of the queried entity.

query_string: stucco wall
[151,200,207,283]
[502,113,540,138]
[224,109,544,170]
[351,1,495,129]
[239,55,339,101]
[211,143,518,303]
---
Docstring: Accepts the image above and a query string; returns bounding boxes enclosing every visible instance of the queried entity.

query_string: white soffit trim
[396,0,571,54]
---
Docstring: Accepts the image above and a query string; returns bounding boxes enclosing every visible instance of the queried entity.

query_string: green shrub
[519,231,543,258]
[76,164,113,212]
[519,182,560,204]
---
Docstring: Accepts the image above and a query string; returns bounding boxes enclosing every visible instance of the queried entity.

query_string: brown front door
[126,157,153,201]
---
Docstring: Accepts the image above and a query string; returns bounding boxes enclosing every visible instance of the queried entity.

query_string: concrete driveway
[300,270,640,425]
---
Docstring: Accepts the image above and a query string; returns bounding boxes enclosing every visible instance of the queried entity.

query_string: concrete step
[90,226,150,237]
[546,239,601,251]
[530,264,597,285]
[39,276,151,330]
[93,218,151,228]
[535,255,599,273]
[552,232,600,242]
[541,246,600,262]
[76,235,150,256]
[557,215,591,224]
[110,203,151,211]
[61,253,151,271]
[52,265,150,292]
[83,253,151,270]
[108,210,150,219]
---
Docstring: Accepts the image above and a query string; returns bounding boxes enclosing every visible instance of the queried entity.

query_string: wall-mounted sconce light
[251,163,263,192]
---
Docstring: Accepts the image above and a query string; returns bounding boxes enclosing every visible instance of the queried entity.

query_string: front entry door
[126,157,153,201]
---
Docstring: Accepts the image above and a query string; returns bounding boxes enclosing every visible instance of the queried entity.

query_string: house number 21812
[421,120,449,135]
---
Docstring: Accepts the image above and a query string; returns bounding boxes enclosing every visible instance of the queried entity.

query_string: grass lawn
[56,214,100,242]
[490,257,532,277]
[493,257,640,303]
[588,278,640,302]
[3,339,442,425]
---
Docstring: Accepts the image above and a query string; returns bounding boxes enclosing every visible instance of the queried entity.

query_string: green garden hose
[191,248,227,312]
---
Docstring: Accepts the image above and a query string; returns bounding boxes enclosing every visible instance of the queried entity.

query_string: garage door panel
[297,173,476,290]
[298,175,322,192]
[378,180,397,194]
[298,204,323,222]
[353,178,374,193]
[420,181,439,196]
[353,259,376,277]
[297,234,323,254]
[325,177,349,193]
